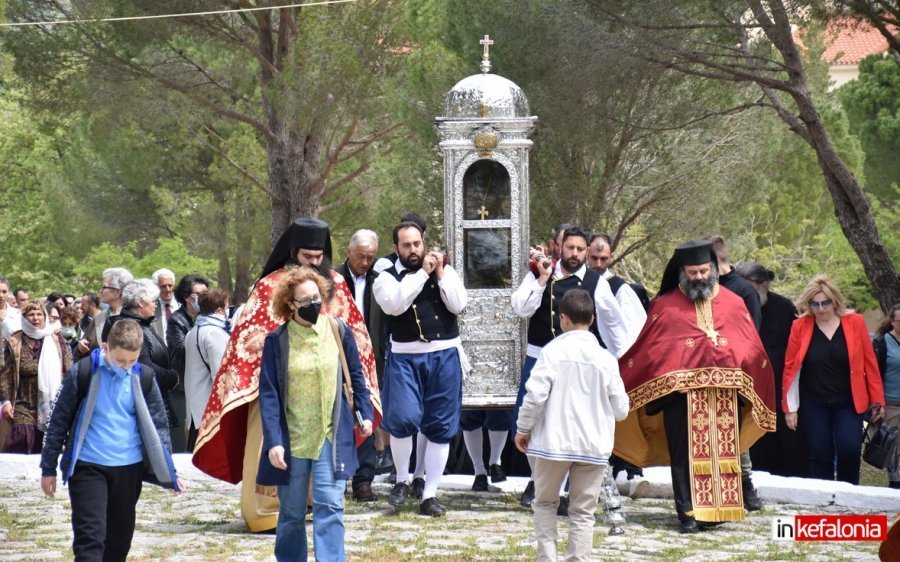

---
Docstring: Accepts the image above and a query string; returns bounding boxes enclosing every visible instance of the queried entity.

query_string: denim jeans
[799,393,864,484]
[275,439,346,561]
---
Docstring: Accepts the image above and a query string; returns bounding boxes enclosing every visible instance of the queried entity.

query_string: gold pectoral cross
[693,290,720,346]
[477,205,489,220]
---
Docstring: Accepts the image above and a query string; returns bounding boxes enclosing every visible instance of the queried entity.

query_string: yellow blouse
[285,315,338,459]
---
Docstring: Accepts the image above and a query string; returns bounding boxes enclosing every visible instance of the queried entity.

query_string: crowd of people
[0,213,896,560]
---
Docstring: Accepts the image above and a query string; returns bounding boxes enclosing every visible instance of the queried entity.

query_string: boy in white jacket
[515,289,630,561]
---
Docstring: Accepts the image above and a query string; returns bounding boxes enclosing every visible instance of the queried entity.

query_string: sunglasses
[808,300,833,310]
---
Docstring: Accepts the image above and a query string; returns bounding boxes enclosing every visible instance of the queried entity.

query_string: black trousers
[662,393,693,520]
[352,435,377,490]
[68,460,143,562]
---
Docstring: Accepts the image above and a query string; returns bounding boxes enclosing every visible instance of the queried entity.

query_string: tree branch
[211,13,280,77]
[164,40,253,106]
[196,124,284,204]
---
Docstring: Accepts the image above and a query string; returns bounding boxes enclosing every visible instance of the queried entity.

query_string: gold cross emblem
[477,205,489,220]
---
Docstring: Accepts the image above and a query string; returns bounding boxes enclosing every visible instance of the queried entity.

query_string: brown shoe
[352,482,376,502]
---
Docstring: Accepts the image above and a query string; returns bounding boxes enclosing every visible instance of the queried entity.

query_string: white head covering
[20,314,63,431]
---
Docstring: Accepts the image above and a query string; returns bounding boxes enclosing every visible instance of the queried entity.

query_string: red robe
[614,284,776,521]
[192,267,382,484]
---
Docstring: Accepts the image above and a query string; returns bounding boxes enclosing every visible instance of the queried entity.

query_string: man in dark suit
[737,261,808,478]
[337,229,386,502]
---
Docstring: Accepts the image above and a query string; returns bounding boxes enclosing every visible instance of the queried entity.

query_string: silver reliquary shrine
[435,36,537,408]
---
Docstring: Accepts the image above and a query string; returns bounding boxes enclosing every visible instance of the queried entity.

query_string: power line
[0,0,357,28]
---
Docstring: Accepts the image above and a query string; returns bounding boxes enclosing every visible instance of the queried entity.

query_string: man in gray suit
[151,268,179,345]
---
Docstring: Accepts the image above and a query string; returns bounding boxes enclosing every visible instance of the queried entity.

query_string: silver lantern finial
[479,34,494,73]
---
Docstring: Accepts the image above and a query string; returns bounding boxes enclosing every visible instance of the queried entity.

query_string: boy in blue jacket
[40,319,184,561]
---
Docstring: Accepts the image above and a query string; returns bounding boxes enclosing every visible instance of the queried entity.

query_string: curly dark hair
[272,267,332,323]
[173,275,209,305]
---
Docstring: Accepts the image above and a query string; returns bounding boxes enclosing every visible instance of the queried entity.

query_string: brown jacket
[1,331,73,416]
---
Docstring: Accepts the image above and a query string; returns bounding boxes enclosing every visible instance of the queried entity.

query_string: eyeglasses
[158,284,174,289]
[100,286,119,292]
[291,295,322,308]
[808,300,833,310]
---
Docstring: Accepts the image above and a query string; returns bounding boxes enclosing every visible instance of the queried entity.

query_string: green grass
[859,462,889,487]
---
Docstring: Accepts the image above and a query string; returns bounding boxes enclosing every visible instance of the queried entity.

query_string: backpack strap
[76,349,102,403]
[133,362,154,397]
[77,349,153,403]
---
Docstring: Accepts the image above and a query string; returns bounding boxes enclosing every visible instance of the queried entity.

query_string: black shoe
[376,450,395,474]
[419,497,446,517]
[520,480,535,508]
[557,495,569,517]
[411,477,425,499]
[387,482,409,506]
[352,482,376,503]
[679,516,700,534]
[472,474,489,492]
[890,481,900,489]
[743,479,763,512]
[697,520,724,529]
[489,464,507,483]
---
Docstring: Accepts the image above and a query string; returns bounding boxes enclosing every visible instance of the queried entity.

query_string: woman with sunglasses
[257,266,373,562]
[783,275,884,483]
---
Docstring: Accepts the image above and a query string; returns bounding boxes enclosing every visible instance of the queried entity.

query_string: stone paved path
[0,456,894,561]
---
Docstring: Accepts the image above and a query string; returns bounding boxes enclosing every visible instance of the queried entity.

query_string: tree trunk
[233,195,254,304]
[264,129,326,248]
[796,97,900,312]
[256,10,327,249]
[212,189,232,295]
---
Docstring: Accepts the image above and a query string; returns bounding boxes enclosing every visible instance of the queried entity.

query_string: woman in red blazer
[782,275,884,484]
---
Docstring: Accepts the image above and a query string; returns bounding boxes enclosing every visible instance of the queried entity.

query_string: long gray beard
[679,267,719,302]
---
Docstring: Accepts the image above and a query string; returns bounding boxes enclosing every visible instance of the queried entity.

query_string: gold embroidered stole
[686,387,744,521]
[686,287,744,522]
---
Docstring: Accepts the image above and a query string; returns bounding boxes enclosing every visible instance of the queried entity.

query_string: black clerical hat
[658,239,717,295]
[259,217,333,279]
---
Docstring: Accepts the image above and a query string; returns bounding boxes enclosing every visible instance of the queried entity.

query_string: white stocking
[413,432,427,479]
[422,440,449,500]
[463,429,486,475]
[390,435,413,485]
[488,430,507,466]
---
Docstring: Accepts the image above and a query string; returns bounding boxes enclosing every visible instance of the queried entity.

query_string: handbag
[862,421,899,471]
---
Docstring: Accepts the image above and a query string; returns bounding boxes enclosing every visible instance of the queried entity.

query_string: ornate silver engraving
[435,43,538,408]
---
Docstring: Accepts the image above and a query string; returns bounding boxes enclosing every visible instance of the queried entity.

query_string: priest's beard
[679,267,719,302]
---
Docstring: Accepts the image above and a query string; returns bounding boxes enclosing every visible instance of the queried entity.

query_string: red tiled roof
[797,18,893,65]
[825,19,892,64]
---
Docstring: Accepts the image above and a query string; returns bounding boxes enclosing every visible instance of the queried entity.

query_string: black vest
[526,268,602,348]
[608,274,651,313]
[385,268,459,343]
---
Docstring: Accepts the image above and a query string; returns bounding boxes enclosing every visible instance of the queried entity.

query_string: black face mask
[296,302,321,325]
